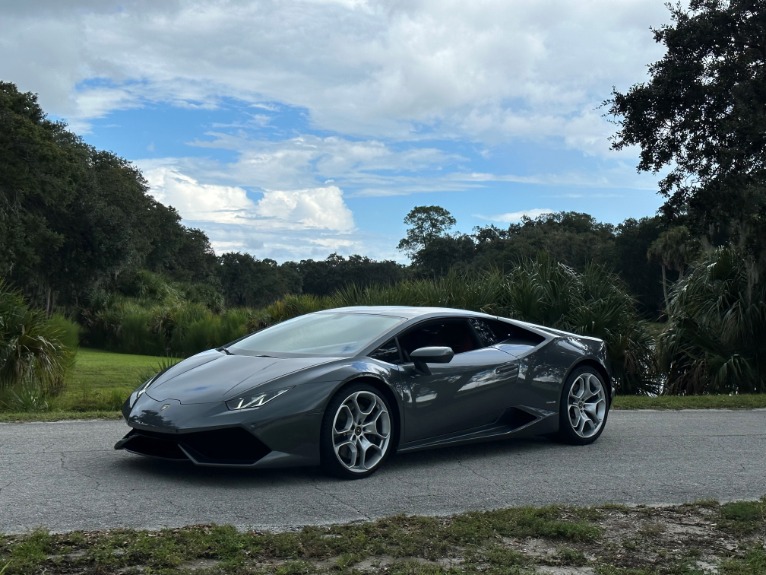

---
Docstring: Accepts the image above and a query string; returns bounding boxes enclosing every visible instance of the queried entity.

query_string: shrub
[657,247,766,394]
[121,304,166,356]
[116,269,184,304]
[0,280,74,407]
[171,313,221,356]
[219,308,253,342]
[83,298,255,357]
[47,314,80,351]
[330,269,506,314]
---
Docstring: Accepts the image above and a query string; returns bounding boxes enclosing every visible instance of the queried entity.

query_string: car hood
[145,350,337,404]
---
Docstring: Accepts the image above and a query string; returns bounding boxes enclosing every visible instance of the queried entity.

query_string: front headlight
[226,387,292,410]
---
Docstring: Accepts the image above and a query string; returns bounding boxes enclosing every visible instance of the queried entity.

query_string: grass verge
[612,394,766,410]
[1,499,764,574]
[52,348,178,411]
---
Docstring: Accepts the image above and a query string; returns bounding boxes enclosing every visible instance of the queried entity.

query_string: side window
[369,339,402,364]
[470,318,545,347]
[468,318,503,346]
[398,319,479,358]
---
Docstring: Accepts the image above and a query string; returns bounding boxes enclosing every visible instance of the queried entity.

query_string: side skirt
[397,406,557,453]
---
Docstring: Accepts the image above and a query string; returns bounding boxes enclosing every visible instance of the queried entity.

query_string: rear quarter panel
[509,334,611,415]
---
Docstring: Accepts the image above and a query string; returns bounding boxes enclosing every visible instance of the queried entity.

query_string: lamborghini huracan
[116,306,612,478]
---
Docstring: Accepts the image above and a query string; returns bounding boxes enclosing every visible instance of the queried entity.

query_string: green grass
[50,348,178,413]
[612,394,766,410]
[0,348,175,421]
[0,500,764,574]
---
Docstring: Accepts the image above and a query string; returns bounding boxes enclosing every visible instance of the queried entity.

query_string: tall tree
[607,0,766,271]
[471,212,616,274]
[0,82,87,310]
[299,254,405,296]
[413,234,475,277]
[217,252,297,308]
[397,205,457,260]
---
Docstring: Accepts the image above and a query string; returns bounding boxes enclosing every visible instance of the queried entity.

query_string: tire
[556,366,609,445]
[320,383,394,479]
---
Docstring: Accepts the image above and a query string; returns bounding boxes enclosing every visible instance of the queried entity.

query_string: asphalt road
[1,410,765,535]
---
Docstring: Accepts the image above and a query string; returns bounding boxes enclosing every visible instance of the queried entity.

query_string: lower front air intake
[116,427,271,466]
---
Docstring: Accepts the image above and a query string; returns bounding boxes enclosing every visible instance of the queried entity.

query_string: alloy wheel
[331,390,391,474]
[566,371,607,438]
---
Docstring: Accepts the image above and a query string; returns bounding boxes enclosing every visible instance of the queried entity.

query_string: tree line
[398,206,672,318]
[0,81,673,321]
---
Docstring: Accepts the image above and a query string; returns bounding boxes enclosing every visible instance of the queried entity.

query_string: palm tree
[657,247,766,394]
[0,280,73,399]
[647,226,700,312]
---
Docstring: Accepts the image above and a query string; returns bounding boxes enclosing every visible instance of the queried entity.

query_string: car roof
[318,306,489,320]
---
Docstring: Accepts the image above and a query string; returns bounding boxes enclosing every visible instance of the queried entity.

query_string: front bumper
[115,387,329,468]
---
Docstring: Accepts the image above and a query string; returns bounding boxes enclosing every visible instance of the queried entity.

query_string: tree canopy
[0,82,219,310]
[608,0,766,268]
[397,205,457,260]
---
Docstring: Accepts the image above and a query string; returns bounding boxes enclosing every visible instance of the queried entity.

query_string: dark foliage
[0,82,218,312]
[658,247,766,394]
[298,253,406,297]
[608,0,766,271]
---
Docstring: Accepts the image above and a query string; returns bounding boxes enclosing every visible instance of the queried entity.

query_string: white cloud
[179,133,465,196]
[254,187,355,231]
[67,86,142,133]
[478,209,555,224]
[1,0,670,148]
[140,165,358,260]
[448,168,660,192]
[143,167,255,224]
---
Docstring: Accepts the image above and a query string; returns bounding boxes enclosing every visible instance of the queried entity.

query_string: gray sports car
[116,306,612,478]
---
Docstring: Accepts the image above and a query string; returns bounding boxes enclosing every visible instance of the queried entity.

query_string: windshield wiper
[218,346,233,355]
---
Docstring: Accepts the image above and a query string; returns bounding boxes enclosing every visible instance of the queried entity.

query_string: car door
[392,318,521,442]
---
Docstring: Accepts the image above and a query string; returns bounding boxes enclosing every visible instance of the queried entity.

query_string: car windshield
[229,312,406,357]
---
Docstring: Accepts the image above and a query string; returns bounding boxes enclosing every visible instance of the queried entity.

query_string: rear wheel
[320,383,394,479]
[556,366,609,445]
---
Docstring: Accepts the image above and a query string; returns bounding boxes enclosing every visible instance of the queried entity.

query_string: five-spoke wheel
[557,366,609,445]
[321,383,394,478]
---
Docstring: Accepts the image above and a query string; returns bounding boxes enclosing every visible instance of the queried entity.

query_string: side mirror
[410,346,454,374]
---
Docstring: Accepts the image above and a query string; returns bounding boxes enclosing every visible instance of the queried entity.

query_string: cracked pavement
[1,410,765,535]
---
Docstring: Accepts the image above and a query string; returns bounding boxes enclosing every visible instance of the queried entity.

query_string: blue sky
[0,0,673,263]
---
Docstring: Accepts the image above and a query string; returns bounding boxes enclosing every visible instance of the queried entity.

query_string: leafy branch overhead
[607,0,766,266]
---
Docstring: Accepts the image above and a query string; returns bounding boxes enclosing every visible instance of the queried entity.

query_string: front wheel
[556,366,609,445]
[320,383,394,479]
